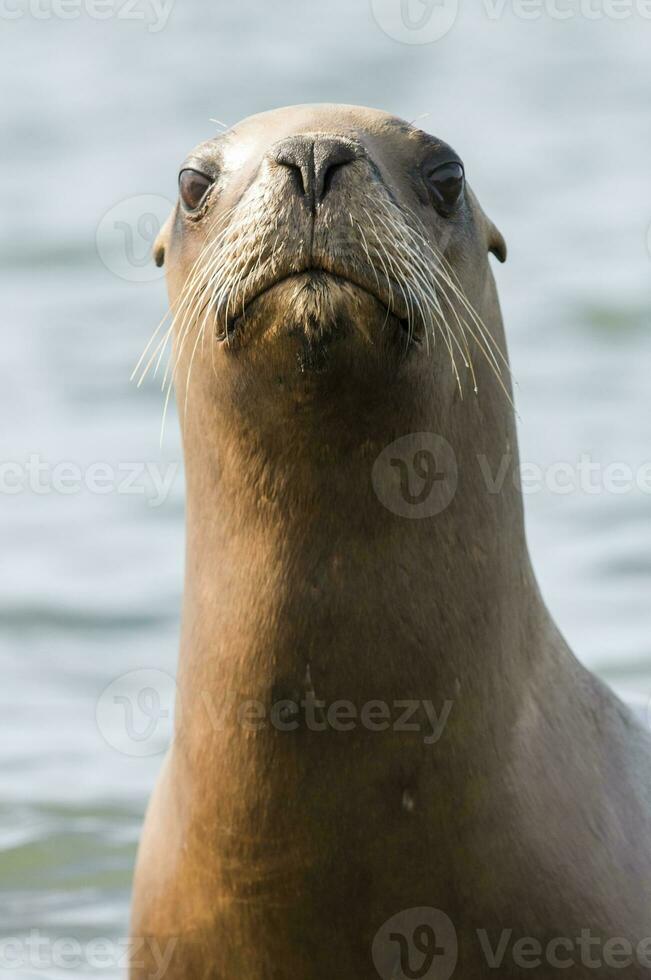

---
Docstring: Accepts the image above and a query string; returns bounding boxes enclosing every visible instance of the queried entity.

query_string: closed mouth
[219,268,416,341]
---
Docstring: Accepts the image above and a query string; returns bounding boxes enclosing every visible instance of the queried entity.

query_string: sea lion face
[153,105,506,430]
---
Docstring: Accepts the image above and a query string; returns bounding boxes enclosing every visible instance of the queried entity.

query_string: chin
[221,271,414,363]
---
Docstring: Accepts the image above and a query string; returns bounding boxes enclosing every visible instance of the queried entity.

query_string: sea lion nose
[272,135,358,206]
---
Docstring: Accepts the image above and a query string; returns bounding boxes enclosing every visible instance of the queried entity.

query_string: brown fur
[131,105,651,979]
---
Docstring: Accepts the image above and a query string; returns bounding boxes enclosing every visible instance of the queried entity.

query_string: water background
[1,1,650,975]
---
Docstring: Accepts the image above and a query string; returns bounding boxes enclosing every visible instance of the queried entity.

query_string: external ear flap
[488,221,507,263]
[153,211,174,268]
[153,237,166,268]
[466,187,507,263]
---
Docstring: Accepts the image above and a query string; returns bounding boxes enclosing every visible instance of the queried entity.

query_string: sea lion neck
[178,368,539,715]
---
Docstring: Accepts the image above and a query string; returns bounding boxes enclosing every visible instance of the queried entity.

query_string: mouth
[219,268,416,342]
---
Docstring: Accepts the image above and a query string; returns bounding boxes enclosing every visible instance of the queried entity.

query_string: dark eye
[179,169,213,211]
[425,161,464,215]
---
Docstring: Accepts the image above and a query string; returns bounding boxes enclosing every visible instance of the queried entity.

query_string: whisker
[376,195,513,400]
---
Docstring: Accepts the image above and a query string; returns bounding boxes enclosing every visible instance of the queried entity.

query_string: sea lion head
[147,104,508,448]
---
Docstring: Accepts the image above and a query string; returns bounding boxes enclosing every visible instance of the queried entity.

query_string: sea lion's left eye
[425,162,464,215]
[179,169,213,211]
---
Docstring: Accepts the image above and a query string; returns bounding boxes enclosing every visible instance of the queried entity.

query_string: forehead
[185,103,447,171]
[230,103,410,140]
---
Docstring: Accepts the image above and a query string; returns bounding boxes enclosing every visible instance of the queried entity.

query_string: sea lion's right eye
[424,161,464,216]
[179,169,213,211]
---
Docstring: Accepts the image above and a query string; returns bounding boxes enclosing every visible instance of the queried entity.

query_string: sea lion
[130,104,651,979]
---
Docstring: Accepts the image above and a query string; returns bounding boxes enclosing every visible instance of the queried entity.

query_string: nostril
[313,141,358,202]
[279,159,306,196]
[320,161,347,199]
[272,138,313,198]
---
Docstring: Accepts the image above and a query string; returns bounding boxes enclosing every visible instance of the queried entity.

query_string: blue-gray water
[1,2,650,976]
